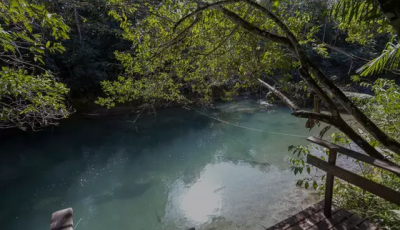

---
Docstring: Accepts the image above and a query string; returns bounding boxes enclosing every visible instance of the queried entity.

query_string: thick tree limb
[244,0,400,155]
[306,59,400,155]
[218,7,295,52]
[172,0,294,51]
[292,110,333,124]
[242,0,301,54]
[260,81,386,160]
[73,6,82,43]
[168,0,399,157]
[258,79,299,111]
[292,112,386,160]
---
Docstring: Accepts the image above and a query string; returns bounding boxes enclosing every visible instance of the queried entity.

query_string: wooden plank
[286,207,341,230]
[325,149,337,217]
[331,214,365,230]
[265,201,325,230]
[352,221,379,230]
[308,209,354,230]
[307,136,339,150]
[307,136,400,176]
[307,155,400,206]
[314,95,320,113]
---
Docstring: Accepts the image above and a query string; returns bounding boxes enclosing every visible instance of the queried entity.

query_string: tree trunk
[74,6,82,43]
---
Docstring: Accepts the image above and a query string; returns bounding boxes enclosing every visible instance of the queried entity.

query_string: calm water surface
[1,100,324,230]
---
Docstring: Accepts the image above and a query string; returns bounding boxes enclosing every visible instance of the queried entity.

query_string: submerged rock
[218,156,271,169]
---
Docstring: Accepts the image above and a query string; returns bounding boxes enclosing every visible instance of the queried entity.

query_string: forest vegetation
[1,0,400,228]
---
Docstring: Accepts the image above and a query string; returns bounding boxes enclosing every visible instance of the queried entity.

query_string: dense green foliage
[0,67,69,130]
[97,0,329,107]
[0,0,71,129]
[283,1,400,228]
[290,79,400,229]
[1,0,400,228]
[333,0,400,76]
[2,0,397,128]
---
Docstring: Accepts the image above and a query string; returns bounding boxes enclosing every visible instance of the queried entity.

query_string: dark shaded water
[0,100,324,230]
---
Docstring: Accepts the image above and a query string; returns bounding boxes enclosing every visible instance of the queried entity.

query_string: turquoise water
[0,100,323,230]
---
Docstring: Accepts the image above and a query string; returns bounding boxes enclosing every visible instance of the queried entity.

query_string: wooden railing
[307,136,400,217]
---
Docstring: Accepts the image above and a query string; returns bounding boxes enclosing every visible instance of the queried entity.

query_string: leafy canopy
[97,0,321,107]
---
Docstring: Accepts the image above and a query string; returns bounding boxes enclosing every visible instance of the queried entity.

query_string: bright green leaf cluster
[0,67,70,130]
[0,0,70,65]
[0,0,71,130]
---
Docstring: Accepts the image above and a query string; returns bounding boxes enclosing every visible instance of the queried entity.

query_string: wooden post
[314,95,320,113]
[50,208,73,230]
[324,148,337,217]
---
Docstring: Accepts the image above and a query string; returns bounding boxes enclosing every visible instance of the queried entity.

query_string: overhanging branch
[292,110,334,125]
[298,67,339,116]
[258,79,299,111]
[243,0,400,155]
[218,7,295,51]
[172,0,295,51]
[174,0,241,32]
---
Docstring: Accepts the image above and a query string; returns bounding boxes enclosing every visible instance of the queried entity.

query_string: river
[0,100,325,230]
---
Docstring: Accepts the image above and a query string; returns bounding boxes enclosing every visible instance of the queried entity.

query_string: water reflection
[181,177,222,223]
[164,159,315,230]
[0,100,325,230]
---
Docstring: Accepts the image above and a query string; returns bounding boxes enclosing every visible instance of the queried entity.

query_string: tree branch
[157,0,399,158]
[306,57,400,155]
[298,67,339,116]
[243,0,400,155]
[203,26,239,57]
[150,16,202,59]
[172,0,295,51]
[292,110,334,124]
[218,7,295,52]
[259,81,387,160]
[173,0,241,31]
[258,79,299,111]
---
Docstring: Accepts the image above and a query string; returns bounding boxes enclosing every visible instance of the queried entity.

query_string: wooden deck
[266,201,380,230]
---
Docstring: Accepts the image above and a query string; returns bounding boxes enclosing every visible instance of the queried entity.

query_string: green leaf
[296,180,304,187]
[313,181,318,190]
[272,0,280,10]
